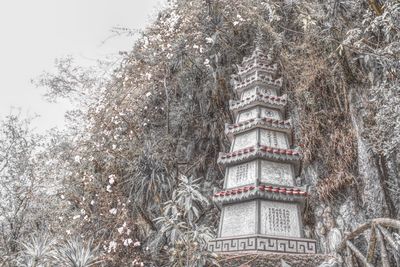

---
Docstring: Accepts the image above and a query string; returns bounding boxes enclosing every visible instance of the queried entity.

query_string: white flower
[205,37,213,44]
[74,155,81,163]
[80,209,86,215]
[106,185,112,192]
[108,175,116,185]
[109,208,118,215]
[123,238,133,247]
[145,92,152,97]
[117,226,124,234]
[90,200,95,205]
[72,215,80,220]
[108,241,117,253]
[193,44,199,49]
[133,241,141,247]
[60,194,65,200]
[204,59,210,66]
[66,230,71,235]
[233,21,239,26]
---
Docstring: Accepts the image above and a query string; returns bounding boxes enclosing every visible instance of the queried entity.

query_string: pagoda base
[208,235,317,254]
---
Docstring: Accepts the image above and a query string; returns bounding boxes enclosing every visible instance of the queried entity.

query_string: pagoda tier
[229,93,287,115]
[233,47,282,96]
[224,117,293,144]
[213,185,308,205]
[233,74,282,95]
[238,47,276,76]
[217,145,302,176]
[208,46,316,254]
[238,60,277,76]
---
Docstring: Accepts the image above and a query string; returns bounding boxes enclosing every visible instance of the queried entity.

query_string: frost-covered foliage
[2,0,399,266]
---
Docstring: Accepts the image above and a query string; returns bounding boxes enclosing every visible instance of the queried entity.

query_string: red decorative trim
[220,145,301,160]
[214,185,308,198]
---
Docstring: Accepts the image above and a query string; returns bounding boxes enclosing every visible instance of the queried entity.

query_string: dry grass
[278,38,358,202]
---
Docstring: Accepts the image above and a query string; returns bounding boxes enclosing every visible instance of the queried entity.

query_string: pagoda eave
[241,49,272,65]
[230,100,286,115]
[217,147,302,174]
[225,118,293,144]
[233,79,282,95]
[213,186,308,205]
[238,63,278,77]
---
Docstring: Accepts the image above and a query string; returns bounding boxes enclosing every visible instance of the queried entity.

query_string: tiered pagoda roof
[213,185,307,205]
[229,93,287,114]
[233,47,282,94]
[224,117,293,143]
[217,145,302,173]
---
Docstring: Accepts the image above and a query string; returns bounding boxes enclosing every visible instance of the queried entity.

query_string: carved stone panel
[232,130,257,151]
[260,160,294,186]
[226,160,257,188]
[237,108,258,123]
[241,87,256,100]
[260,129,289,149]
[260,201,301,237]
[220,201,256,237]
[260,107,282,120]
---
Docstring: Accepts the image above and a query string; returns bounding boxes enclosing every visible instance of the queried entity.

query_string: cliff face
[38,0,399,266]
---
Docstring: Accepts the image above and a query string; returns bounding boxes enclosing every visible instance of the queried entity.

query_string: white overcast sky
[0,0,165,132]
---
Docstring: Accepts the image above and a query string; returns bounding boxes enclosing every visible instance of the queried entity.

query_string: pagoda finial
[254,26,264,51]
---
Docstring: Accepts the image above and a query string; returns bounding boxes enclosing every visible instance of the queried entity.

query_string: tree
[0,114,41,264]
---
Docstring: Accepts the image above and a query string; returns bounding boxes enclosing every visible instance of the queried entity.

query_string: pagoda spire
[254,25,264,49]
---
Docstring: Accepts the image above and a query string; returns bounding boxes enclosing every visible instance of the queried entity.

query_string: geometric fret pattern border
[208,235,316,254]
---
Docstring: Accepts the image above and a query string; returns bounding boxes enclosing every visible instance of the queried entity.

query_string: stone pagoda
[208,46,316,254]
